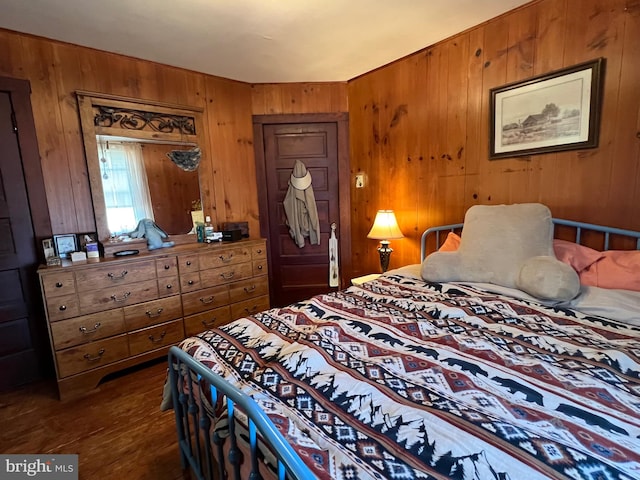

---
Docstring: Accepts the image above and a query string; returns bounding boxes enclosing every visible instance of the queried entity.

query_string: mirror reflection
[97,136,201,236]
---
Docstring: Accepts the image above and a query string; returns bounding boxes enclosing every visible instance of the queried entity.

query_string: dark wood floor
[0,359,185,479]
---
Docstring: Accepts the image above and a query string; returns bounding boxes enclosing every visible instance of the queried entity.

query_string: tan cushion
[421,203,579,301]
[517,256,580,301]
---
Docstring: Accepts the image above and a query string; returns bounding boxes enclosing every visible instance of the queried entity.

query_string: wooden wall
[0,28,258,238]
[251,83,348,115]
[348,0,640,276]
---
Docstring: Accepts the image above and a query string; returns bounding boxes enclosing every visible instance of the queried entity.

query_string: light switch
[355,174,365,188]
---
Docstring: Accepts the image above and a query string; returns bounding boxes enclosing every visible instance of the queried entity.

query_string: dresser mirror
[77,91,206,242]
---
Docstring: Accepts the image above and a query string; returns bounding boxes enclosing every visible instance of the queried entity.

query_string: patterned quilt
[179,273,640,480]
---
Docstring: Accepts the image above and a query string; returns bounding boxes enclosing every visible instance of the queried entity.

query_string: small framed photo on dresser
[53,234,77,259]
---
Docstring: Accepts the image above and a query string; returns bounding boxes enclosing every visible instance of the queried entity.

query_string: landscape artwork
[489,59,603,159]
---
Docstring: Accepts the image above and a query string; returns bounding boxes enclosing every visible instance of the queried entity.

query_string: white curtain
[122,143,154,223]
[98,140,154,234]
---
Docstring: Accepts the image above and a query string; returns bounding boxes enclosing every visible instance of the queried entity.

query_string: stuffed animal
[129,219,175,250]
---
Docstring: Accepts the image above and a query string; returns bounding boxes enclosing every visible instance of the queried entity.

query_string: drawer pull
[79,322,101,334]
[111,291,132,303]
[146,308,164,318]
[199,295,215,304]
[219,254,233,263]
[148,331,167,343]
[186,261,192,266]
[256,249,262,254]
[188,280,194,285]
[244,306,259,314]
[243,285,256,293]
[220,272,235,280]
[107,270,128,280]
[164,265,171,270]
[201,318,217,328]
[257,265,263,270]
[84,349,105,362]
[59,305,67,311]
[165,284,173,290]
[55,282,63,288]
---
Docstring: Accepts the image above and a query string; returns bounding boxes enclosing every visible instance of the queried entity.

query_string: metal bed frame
[170,218,640,480]
[168,346,313,480]
[420,218,640,261]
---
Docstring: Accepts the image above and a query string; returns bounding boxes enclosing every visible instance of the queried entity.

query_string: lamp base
[377,241,393,273]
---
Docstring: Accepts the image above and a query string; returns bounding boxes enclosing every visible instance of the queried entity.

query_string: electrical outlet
[355,174,365,188]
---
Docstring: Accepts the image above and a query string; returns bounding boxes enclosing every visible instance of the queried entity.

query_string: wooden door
[0,81,50,389]
[260,121,342,307]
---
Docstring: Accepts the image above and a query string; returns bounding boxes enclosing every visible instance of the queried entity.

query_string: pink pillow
[552,239,602,273]
[435,233,640,292]
[579,250,640,291]
[438,232,461,252]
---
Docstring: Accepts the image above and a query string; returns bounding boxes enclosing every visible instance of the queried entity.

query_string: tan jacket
[283,160,320,248]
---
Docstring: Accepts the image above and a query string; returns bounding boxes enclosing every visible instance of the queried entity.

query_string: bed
[165,204,640,480]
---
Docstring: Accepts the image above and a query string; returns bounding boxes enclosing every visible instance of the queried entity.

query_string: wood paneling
[0,28,256,238]
[251,82,348,114]
[348,0,640,277]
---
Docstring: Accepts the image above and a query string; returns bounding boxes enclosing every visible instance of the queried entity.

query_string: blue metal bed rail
[168,346,314,480]
[420,218,640,261]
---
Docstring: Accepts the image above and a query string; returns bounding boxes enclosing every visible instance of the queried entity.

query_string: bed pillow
[580,250,640,291]
[422,203,579,301]
[517,256,580,300]
[552,239,602,273]
[438,232,461,252]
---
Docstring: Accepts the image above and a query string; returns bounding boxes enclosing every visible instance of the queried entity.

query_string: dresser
[38,239,268,400]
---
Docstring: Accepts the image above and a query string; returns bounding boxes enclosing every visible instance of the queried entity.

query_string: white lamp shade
[367,210,404,240]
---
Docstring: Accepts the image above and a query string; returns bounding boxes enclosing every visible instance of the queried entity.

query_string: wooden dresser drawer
[56,334,129,378]
[42,272,76,298]
[79,279,159,315]
[184,307,232,336]
[252,259,268,277]
[200,262,253,288]
[199,246,251,269]
[156,257,178,277]
[46,294,80,322]
[251,244,267,259]
[228,277,269,303]
[182,285,230,316]
[128,319,184,356]
[75,259,156,292]
[180,272,202,293]
[50,309,126,350]
[230,295,270,319]
[158,275,180,298]
[124,296,183,331]
[178,254,199,273]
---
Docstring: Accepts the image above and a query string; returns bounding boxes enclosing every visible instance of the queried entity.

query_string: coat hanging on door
[283,159,320,248]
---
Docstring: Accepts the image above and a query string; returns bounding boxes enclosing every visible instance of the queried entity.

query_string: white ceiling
[0,0,531,83]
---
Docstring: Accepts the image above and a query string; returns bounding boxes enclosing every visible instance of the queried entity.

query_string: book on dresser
[38,238,268,400]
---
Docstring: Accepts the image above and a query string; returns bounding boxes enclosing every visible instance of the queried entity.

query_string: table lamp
[367,210,404,272]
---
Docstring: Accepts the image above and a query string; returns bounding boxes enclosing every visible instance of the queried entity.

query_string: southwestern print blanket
[179,273,640,480]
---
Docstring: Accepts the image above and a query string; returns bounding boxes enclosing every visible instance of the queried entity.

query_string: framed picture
[42,238,55,259]
[489,58,604,159]
[53,234,78,259]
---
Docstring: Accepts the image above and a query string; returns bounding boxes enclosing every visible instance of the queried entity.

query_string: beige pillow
[421,203,579,301]
[517,256,580,301]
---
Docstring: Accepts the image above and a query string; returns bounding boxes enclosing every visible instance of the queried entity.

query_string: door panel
[0,90,43,389]
[263,122,340,307]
